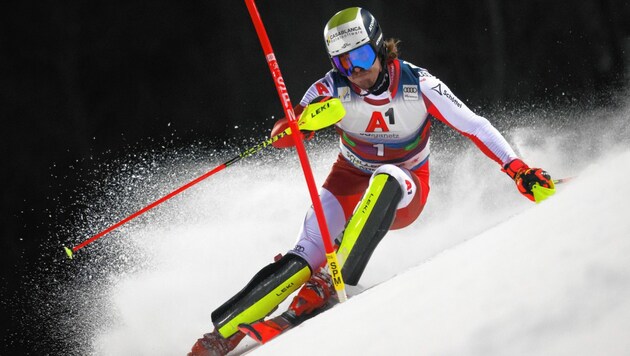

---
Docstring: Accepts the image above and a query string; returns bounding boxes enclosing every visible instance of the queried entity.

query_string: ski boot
[239,268,338,344]
[284,267,337,322]
[188,329,245,356]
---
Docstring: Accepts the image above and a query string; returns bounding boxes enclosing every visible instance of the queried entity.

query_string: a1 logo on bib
[403,85,419,101]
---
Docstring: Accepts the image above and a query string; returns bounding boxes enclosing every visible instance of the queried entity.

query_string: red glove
[503,159,555,202]
[270,96,342,148]
[270,113,314,148]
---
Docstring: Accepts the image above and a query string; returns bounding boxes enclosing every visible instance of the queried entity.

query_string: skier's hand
[503,158,555,203]
[271,96,344,148]
[270,114,314,149]
[298,96,344,132]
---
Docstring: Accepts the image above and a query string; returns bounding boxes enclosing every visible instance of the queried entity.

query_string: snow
[82,106,630,355]
[256,150,630,356]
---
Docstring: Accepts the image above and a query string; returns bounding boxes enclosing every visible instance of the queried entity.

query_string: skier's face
[347,57,382,91]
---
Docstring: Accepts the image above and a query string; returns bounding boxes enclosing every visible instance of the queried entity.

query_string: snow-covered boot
[188,329,245,356]
[285,267,337,322]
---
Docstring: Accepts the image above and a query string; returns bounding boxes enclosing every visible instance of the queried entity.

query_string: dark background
[1,0,629,353]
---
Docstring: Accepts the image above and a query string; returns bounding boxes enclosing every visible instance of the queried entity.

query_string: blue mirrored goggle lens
[331,44,377,76]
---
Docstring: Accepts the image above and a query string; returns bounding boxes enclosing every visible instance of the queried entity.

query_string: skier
[189,7,555,355]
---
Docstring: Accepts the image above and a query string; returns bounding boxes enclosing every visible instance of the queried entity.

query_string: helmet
[324,7,385,76]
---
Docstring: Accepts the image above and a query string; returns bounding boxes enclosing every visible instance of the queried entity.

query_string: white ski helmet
[324,7,385,76]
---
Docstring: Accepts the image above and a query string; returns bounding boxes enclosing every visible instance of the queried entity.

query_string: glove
[503,158,555,203]
[270,96,344,148]
[270,115,314,148]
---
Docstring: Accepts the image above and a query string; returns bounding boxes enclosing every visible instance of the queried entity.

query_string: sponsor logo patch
[431,83,443,95]
[339,86,351,102]
[431,83,462,108]
[327,26,363,45]
[405,179,413,195]
[403,85,419,101]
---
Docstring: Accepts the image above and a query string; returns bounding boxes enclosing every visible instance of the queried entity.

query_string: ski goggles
[331,43,377,76]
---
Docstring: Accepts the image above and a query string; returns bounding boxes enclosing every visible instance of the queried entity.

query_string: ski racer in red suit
[189,7,555,355]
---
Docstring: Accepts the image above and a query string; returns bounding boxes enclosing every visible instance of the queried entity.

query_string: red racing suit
[273,58,518,269]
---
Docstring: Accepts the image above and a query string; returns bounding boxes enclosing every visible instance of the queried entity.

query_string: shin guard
[211,254,311,338]
[337,173,402,285]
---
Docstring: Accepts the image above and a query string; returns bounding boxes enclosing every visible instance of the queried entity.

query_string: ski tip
[64,246,74,260]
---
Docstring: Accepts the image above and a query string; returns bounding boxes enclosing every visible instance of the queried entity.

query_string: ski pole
[553,177,574,185]
[245,0,348,302]
[63,129,290,259]
[63,98,345,259]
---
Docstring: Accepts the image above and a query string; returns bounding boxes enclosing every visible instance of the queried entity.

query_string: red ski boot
[188,330,245,356]
[238,268,337,344]
[285,267,337,321]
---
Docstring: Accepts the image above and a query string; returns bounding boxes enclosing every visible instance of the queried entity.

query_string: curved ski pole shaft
[64,127,292,259]
[245,0,347,302]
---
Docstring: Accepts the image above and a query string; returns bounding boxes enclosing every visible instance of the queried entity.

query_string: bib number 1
[373,143,384,156]
[367,108,395,157]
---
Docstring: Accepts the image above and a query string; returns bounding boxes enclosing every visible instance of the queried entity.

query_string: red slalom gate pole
[244,0,347,302]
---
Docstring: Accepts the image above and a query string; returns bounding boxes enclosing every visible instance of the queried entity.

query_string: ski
[238,314,293,344]
[238,298,339,345]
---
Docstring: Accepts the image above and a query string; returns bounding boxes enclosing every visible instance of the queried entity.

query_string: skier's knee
[337,170,403,285]
[372,164,416,209]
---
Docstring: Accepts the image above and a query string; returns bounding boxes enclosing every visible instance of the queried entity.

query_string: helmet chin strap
[368,66,389,95]
[365,45,391,96]
[353,65,389,97]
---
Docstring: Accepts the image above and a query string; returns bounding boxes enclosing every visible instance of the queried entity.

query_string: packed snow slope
[255,149,630,356]
[48,101,629,356]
